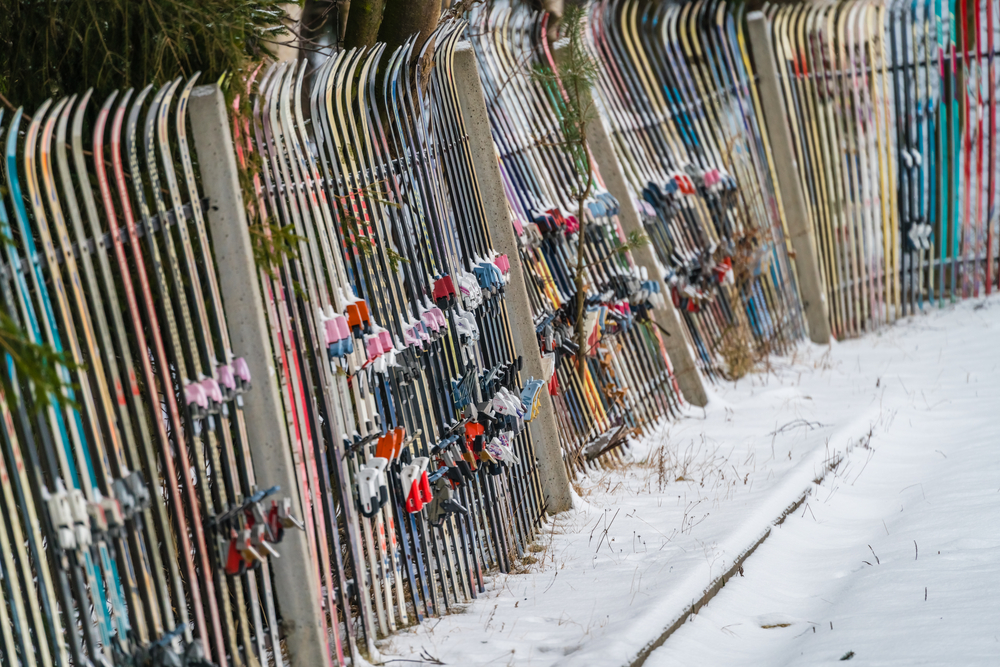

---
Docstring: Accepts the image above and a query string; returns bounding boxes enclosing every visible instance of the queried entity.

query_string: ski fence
[0,2,998,667]
[758,0,1000,337]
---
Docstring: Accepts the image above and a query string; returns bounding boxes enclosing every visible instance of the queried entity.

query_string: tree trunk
[343,0,387,50]
[526,0,566,14]
[273,3,303,61]
[376,0,440,59]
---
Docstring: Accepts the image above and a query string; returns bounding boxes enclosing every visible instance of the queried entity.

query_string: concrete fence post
[452,43,574,514]
[187,84,330,667]
[746,12,831,344]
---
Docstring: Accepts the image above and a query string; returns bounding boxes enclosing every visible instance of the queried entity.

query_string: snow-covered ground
[380,296,1000,666]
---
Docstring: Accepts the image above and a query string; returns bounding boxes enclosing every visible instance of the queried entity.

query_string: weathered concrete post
[188,84,330,667]
[553,42,709,407]
[452,43,574,514]
[746,12,831,344]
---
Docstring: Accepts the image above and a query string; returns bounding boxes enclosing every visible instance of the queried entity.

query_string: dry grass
[640,438,733,491]
[718,323,757,381]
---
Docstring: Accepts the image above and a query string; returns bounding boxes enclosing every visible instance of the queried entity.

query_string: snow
[380,296,1000,666]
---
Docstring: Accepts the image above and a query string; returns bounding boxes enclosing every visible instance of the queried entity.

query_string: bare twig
[767,418,826,436]
[594,507,620,554]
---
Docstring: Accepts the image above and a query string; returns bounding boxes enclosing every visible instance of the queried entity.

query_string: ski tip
[99,89,118,113]
[135,83,154,105]
[116,88,135,114]
[77,89,94,113]
[164,77,183,104]
[186,71,203,92]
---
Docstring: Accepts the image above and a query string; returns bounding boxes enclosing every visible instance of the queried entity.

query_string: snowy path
[379,297,1000,666]
[648,298,1000,666]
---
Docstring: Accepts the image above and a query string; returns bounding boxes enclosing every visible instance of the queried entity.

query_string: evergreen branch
[0,310,81,409]
[249,218,304,279]
[0,0,293,109]
[580,230,650,270]
[386,247,410,273]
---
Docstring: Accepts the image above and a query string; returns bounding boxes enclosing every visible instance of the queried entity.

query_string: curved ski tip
[27,99,54,134]
[47,96,71,122]
[77,88,94,110]
[164,77,183,101]
[99,89,119,112]
[117,88,135,111]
